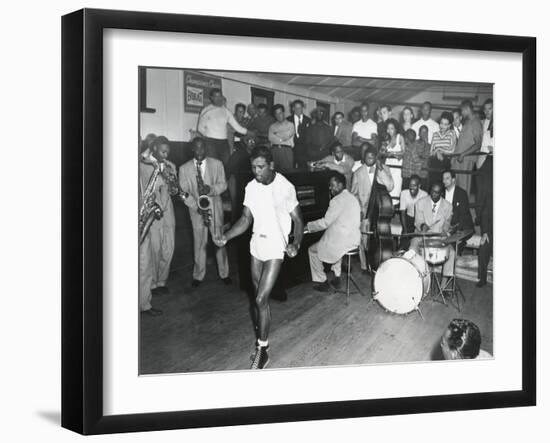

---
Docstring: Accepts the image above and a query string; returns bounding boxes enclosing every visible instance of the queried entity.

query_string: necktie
[196,161,203,178]
[432,202,437,214]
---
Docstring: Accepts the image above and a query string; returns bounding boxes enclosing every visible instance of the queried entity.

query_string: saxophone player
[139,136,176,315]
[179,137,231,288]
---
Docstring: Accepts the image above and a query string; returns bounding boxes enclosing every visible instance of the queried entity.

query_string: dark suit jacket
[443,185,473,230]
[287,114,311,145]
[333,120,353,147]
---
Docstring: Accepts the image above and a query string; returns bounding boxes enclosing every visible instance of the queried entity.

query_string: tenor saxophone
[139,161,163,245]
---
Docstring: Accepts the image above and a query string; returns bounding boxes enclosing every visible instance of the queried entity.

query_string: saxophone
[196,165,212,227]
[139,161,163,245]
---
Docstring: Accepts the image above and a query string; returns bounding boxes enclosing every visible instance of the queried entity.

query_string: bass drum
[373,250,430,314]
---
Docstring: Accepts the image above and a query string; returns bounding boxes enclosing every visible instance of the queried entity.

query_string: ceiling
[253,73,493,108]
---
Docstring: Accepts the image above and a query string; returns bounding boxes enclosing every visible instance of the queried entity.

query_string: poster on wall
[184,71,222,113]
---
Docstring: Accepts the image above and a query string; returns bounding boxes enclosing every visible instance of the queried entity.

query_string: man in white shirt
[268,104,295,172]
[214,146,304,370]
[399,175,428,249]
[412,101,440,143]
[196,88,249,166]
[352,103,378,148]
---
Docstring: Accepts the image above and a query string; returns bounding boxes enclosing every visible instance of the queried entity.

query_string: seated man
[409,182,454,287]
[306,172,361,292]
[440,319,492,359]
[399,174,428,250]
[312,141,355,189]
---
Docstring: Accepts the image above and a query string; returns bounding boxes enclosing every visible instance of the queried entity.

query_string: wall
[140,68,360,142]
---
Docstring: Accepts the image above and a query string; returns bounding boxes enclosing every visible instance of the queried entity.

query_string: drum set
[370,231,471,318]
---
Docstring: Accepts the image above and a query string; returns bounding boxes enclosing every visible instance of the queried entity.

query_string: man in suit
[442,169,474,254]
[179,137,231,288]
[332,111,353,153]
[409,182,454,286]
[287,99,311,168]
[350,144,394,272]
[304,107,333,163]
[306,172,361,292]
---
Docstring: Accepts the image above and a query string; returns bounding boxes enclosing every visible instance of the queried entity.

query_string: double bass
[363,158,395,270]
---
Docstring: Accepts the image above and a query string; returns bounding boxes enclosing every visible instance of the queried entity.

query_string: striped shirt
[431,129,457,155]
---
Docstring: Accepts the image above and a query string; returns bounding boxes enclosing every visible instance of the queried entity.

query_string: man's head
[452,109,462,127]
[330,142,345,162]
[483,98,493,121]
[291,99,304,116]
[442,169,456,190]
[440,319,482,360]
[209,88,224,107]
[313,107,326,123]
[141,133,157,153]
[328,172,346,197]
[247,103,257,118]
[408,175,421,197]
[362,143,377,167]
[460,99,474,119]
[420,101,432,120]
[419,125,429,143]
[242,133,257,153]
[360,103,370,121]
[250,146,275,184]
[333,111,345,126]
[350,107,361,123]
[273,104,285,123]
[439,111,453,132]
[379,104,392,122]
[257,103,268,117]
[151,136,170,161]
[191,137,207,162]
[404,128,417,145]
[235,103,246,120]
[430,182,443,203]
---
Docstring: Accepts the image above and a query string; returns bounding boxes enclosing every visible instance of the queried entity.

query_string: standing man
[287,99,311,168]
[248,103,275,145]
[412,101,440,143]
[214,146,304,369]
[452,100,484,196]
[399,175,428,250]
[179,137,231,288]
[351,144,394,272]
[332,111,353,151]
[377,104,393,138]
[305,107,333,163]
[141,136,177,296]
[409,183,454,287]
[306,172,361,292]
[268,104,295,172]
[352,103,378,148]
[227,102,249,155]
[477,178,493,288]
[442,169,474,253]
[196,88,249,165]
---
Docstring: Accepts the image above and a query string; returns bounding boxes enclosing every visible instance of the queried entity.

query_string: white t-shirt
[412,118,440,143]
[243,173,299,248]
[352,119,378,140]
[399,189,428,217]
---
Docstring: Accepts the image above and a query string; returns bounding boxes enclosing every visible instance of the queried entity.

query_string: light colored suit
[307,190,361,282]
[410,196,455,276]
[350,163,394,270]
[139,161,176,292]
[179,157,229,281]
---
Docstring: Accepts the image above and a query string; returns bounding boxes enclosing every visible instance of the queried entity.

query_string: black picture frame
[61,8,536,435]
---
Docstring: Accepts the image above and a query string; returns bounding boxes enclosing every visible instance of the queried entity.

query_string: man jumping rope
[214,146,304,369]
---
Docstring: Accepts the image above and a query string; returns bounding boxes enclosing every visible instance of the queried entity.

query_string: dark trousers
[428,156,451,188]
[399,214,416,250]
[204,138,230,166]
[271,146,295,173]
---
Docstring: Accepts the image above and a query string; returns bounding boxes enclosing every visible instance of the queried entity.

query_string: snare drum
[419,239,449,265]
[373,250,430,314]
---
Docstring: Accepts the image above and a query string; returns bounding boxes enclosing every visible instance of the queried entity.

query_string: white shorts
[250,232,285,262]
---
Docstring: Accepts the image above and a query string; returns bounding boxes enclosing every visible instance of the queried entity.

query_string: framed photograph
[61,8,536,435]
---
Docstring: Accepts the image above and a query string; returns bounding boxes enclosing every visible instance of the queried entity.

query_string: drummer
[409,182,455,288]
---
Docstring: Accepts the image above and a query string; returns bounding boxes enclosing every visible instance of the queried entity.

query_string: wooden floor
[140,257,493,374]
